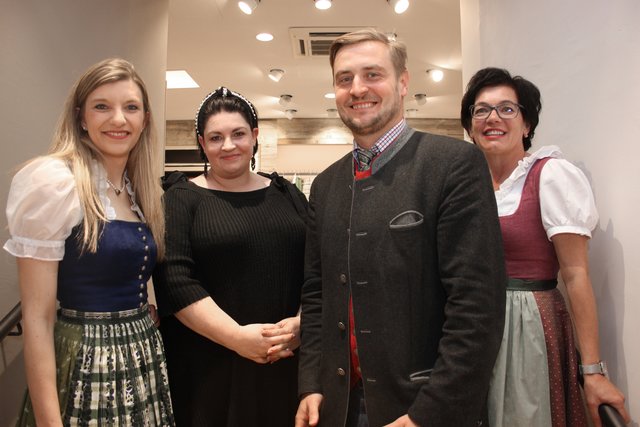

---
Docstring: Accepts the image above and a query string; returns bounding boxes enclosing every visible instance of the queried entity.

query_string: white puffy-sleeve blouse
[4,156,82,261]
[494,145,599,240]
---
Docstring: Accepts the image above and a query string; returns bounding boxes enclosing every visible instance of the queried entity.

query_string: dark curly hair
[460,67,541,151]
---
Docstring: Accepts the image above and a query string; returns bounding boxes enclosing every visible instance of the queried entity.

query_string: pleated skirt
[16,305,175,426]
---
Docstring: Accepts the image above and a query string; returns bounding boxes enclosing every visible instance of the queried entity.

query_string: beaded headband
[194,86,258,137]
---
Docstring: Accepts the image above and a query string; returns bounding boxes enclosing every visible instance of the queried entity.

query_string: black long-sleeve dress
[153,176,306,427]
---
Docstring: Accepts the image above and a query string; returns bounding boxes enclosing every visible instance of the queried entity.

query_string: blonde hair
[49,58,165,259]
[329,28,408,79]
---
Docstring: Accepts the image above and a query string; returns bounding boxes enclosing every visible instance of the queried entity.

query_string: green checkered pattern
[17,306,175,426]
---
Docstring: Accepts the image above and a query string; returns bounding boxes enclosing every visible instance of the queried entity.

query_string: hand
[583,375,630,427]
[295,393,323,427]
[263,315,300,363]
[234,323,279,364]
[148,304,160,327]
[384,414,420,427]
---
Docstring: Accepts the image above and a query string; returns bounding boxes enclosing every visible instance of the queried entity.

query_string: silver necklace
[105,177,126,196]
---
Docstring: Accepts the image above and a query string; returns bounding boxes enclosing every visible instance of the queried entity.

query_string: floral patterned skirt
[17,305,175,426]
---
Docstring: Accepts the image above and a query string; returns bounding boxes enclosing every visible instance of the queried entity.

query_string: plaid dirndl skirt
[17,305,175,426]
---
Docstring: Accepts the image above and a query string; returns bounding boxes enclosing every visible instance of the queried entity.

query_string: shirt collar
[352,118,406,159]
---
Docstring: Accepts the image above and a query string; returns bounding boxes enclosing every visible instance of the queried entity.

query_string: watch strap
[579,360,608,377]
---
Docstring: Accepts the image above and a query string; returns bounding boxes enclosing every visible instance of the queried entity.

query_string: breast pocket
[388,210,424,230]
[409,369,432,384]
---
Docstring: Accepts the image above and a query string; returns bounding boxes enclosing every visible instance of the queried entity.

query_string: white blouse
[495,145,598,240]
[3,156,139,261]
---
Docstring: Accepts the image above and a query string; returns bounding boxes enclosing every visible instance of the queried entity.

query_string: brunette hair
[194,87,259,171]
[461,67,541,151]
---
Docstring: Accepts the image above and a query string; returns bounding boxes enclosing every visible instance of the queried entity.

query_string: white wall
[0,1,169,425]
[461,0,640,423]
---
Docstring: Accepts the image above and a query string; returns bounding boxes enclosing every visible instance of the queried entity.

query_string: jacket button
[337,321,346,330]
[339,274,347,284]
[337,368,346,376]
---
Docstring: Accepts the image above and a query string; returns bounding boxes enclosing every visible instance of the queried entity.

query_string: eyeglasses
[470,101,524,120]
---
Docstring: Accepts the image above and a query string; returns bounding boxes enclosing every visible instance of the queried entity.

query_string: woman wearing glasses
[461,67,628,427]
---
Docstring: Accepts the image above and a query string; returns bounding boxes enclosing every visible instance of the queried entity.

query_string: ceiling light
[324,92,336,99]
[285,109,297,120]
[279,94,293,106]
[428,69,444,82]
[165,70,199,89]
[414,93,427,105]
[388,0,409,14]
[385,32,398,42]
[406,108,418,118]
[238,0,259,15]
[327,108,338,118]
[314,0,332,10]
[256,32,274,42]
[268,68,285,82]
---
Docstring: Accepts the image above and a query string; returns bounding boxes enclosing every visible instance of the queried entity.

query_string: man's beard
[339,95,402,137]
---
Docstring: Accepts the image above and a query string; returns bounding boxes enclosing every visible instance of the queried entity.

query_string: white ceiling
[165,0,463,121]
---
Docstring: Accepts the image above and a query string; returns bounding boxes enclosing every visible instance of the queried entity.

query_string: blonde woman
[4,58,174,426]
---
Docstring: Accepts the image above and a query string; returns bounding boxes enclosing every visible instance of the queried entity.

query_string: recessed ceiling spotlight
[279,94,293,106]
[414,93,427,105]
[324,92,336,99]
[314,0,332,10]
[268,68,285,82]
[285,109,297,120]
[256,32,274,42]
[388,0,409,14]
[238,0,260,15]
[428,69,444,82]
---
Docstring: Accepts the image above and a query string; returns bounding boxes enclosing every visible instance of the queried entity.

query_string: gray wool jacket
[298,127,506,427]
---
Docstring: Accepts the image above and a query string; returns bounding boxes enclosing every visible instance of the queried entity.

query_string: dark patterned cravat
[356,148,375,171]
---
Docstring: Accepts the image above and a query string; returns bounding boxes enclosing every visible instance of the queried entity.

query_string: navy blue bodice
[57,220,157,312]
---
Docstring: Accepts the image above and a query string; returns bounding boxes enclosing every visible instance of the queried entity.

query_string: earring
[251,155,256,171]
[82,125,87,131]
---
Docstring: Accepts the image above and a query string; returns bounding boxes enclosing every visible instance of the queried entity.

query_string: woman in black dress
[154,87,306,426]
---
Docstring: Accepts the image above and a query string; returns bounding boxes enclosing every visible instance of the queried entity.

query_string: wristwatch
[579,360,609,378]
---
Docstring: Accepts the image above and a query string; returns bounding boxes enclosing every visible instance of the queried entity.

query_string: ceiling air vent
[289,27,369,57]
